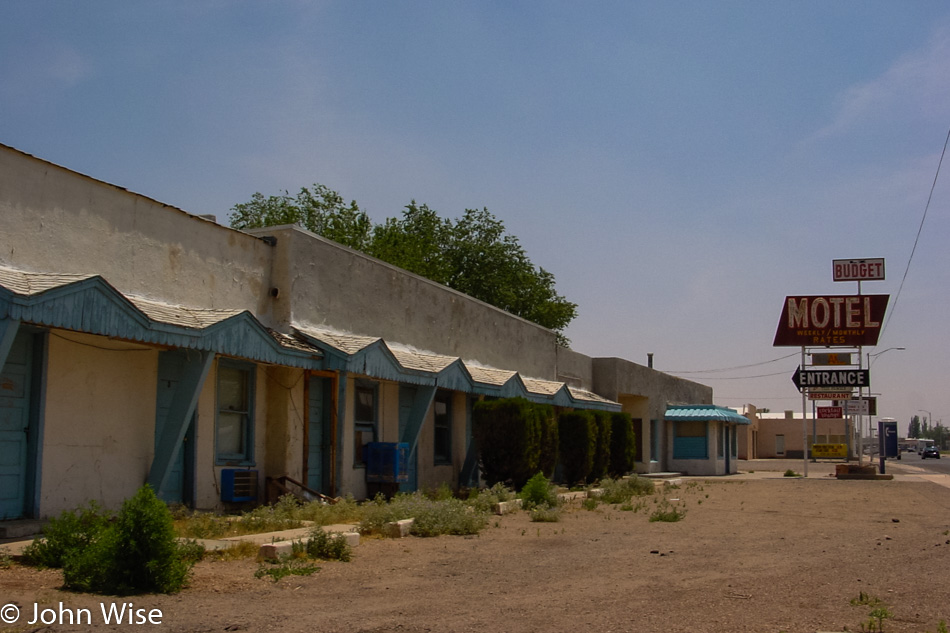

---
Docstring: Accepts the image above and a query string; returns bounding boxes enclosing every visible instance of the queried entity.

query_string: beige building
[0,143,711,520]
[737,404,853,460]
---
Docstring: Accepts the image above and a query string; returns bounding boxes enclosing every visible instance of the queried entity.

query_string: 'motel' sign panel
[773,295,889,346]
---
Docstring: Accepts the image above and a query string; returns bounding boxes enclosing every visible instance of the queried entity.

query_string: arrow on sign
[792,366,870,392]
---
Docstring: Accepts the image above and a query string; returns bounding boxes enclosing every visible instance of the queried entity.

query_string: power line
[881,125,950,338]
[666,352,799,375]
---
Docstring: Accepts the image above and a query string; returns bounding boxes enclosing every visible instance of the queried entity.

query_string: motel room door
[154,350,197,506]
[0,330,37,520]
[307,375,333,496]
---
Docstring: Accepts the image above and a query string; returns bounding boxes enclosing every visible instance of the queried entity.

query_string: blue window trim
[353,381,378,468]
[215,359,256,466]
[673,421,708,460]
[433,391,452,466]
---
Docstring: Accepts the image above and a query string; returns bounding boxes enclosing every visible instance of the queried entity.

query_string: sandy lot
[2,461,949,633]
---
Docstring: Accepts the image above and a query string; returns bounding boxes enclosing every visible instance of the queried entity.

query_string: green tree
[230,186,578,342]
[908,415,921,438]
[230,184,372,251]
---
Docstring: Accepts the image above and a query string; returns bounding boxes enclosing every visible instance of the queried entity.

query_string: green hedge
[588,411,613,483]
[608,412,636,477]
[473,398,555,489]
[558,411,595,486]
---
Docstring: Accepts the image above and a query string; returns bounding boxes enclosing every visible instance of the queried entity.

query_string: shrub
[474,398,554,489]
[608,412,636,477]
[520,472,559,510]
[293,527,352,562]
[587,411,613,484]
[558,411,595,486]
[255,556,319,582]
[649,499,686,523]
[62,485,197,594]
[23,501,112,568]
[529,505,561,522]
[598,476,655,505]
[468,483,517,514]
[359,492,489,537]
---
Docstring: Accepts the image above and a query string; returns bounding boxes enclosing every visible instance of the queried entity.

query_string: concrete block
[259,540,297,560]
[493,499,523,515]
[384,518,414,538]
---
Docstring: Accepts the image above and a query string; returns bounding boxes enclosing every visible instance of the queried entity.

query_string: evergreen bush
[536,404,559,478]
[558,411,595,486]
[588,410,613,484]
[608,412,636,477]
[61,485,196,594]
[519,472,559,510]
[473,398,543,489]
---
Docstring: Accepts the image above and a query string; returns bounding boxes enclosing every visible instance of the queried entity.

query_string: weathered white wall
[0,145,276,321]
[258,225,560,379]
[40,331,159,516]
[263,366,306,485]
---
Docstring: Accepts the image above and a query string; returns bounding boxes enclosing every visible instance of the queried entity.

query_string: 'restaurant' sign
[773,295,889,346]
[833,258,885,282]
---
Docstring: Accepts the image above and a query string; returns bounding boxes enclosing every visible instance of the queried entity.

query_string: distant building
[737,404,853,460]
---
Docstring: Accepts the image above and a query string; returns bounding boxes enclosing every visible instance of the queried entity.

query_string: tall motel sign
[772,258,889,476]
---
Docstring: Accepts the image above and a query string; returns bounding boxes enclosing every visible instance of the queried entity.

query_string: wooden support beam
[147,349,214,493]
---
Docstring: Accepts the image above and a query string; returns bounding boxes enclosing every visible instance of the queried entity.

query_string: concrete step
[0,519,44,539]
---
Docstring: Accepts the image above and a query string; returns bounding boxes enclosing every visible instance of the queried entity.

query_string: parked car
[921,446,941,459]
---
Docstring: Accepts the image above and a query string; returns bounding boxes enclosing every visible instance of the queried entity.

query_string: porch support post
[0,318,21,369]
[399,385,436,490]
[147,350,214,493]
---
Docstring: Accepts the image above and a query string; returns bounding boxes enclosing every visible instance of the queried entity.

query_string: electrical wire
[880,125,950,339]
[666,352,799,375]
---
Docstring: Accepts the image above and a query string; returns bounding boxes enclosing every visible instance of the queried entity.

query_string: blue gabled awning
[665,404,750,425]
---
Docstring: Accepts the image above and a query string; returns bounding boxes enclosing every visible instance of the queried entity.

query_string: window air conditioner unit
[221,469,258,502]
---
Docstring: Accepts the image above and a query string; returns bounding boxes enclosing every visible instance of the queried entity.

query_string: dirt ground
[3,462,950,633]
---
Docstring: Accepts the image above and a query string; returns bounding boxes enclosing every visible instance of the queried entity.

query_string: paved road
[887,450,950,475]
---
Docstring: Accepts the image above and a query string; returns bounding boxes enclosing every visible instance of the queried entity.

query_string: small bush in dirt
[598,476,656,505]
[649,499,686,523]
[520,472,559,510]
[293,527,352,562]
[359,492,489,537]
[529,505,561,522]
[58,486,197,594]
[23,501,112,568]
[297,495,363,526]
[425,482,455,501]
[783,469,799,477]
[468,483,517,514]
[66,486,196,594]
[255,556,319,582]
[581,497,599,511]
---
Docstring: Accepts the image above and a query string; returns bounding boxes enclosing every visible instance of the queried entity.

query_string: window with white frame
[216,360,254,464]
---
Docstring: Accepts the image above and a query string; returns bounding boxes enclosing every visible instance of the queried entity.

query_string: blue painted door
[307,376,332,494]
[154,351,195,505]
[398,385,419,492]
[0,331,33,519]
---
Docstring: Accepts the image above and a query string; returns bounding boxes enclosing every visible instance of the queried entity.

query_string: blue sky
[2,2,948,433]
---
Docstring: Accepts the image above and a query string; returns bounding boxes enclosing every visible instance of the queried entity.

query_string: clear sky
[2,2,948,434]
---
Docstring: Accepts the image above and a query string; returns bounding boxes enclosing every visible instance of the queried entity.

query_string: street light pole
[865,347,905,463]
